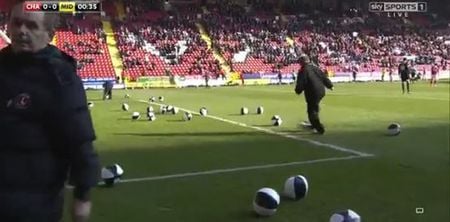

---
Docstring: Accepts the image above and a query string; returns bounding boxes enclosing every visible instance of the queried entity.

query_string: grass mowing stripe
[138,100,374,157]
[239,87,449,101]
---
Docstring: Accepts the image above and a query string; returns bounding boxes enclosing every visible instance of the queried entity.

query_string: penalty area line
[138,100,374,157]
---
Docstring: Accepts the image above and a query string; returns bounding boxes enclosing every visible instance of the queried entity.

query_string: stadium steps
[196,23,212,49]
[114,0,126,21]
[195,23,240,83]
[275,9,295,46]
[51,35,57,46]
[102,20,123,82]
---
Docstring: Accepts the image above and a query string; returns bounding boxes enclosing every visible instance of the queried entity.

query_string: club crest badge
[7,93,32,110]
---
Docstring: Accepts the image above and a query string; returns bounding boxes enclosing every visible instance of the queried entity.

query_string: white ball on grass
[131,112,140,120]
[257,106,264,115]
[172,107,179,115]
[271,115,282,126]
[113,164,124,176]
[200,107,208,116]
[101,164,124,186]
[241,107,249,115]
[253,187,280,216]
[283,175,308,200]
[160,106,168,114]
[183,112,193,121]
[387,123,401,136]
[122,103,129,111]
[147,112,156,121]
[330,209,361,222]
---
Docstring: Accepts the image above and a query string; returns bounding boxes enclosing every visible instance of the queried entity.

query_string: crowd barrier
[82,78,125,90]
[173,76,227,87]
[329,71,450,82]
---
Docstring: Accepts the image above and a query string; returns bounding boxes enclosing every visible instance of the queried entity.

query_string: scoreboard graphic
[23,1,101,13]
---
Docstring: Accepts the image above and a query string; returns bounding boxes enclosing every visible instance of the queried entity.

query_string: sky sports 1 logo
[369,2,427,12]
[369,2,427,18]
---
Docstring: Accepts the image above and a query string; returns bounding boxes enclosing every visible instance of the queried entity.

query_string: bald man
[0,1,99,222]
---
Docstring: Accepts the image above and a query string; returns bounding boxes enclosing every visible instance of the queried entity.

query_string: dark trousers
[307,101,324,133]
[103,88,112,100]
[401,76,410,93]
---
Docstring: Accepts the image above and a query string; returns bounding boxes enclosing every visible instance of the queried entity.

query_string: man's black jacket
[295,63,333,103]
[103,80,114,90]
[0,45,99,202]
[398,62,410,77]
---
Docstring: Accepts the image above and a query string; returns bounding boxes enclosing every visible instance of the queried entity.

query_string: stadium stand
[56,15,115,79]
[192,1,448,77]
[0,0,448,81]
[114,3,221,80]
[204,2,301,75]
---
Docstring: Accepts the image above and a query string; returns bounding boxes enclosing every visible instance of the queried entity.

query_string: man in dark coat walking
[103,80,114,100]
[295,55,333,134]
[398,58,411,93]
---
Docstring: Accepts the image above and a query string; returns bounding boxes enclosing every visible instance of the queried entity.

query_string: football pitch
[68,81,449,221]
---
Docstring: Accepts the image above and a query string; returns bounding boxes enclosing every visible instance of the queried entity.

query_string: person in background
[398,58,411,94]
[351,63,358,82]
[203,68,210,88]
[389,65,394,82]
[430,63,439,87]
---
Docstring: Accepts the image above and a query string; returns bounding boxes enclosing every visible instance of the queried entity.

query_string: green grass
[65,81,449,221]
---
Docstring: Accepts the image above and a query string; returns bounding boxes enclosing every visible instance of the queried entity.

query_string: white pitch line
[117,155,368,184]
[65,155,368,189]
[66,155,368,189]
[139,100,374,157]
